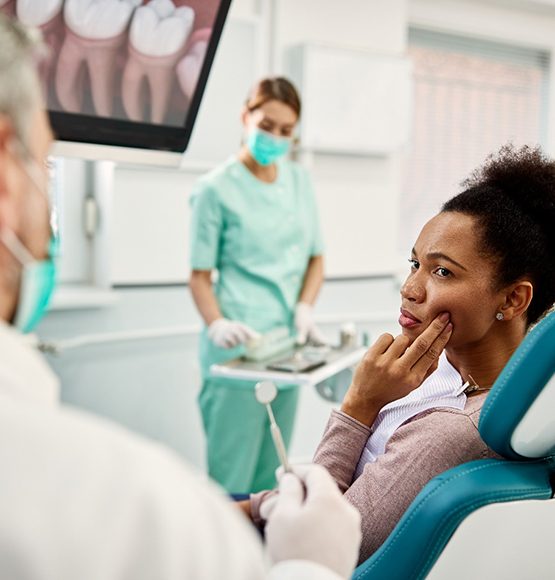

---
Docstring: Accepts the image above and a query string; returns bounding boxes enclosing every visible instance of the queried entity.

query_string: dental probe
[255,381,292,473]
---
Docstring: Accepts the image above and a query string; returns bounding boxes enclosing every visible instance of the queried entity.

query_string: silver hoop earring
[496,312,504,321]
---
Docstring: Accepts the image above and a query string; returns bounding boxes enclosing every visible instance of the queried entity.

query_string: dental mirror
[255,380,278,405]
[255,381,291,473]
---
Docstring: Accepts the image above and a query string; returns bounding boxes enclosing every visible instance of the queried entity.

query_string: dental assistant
[0,16,362,580]
[190,77,325,493]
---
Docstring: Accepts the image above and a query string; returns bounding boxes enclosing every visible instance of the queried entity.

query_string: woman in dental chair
[246,144,555,564]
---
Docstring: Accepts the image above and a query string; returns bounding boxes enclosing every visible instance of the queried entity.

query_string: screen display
[0,0,232,153]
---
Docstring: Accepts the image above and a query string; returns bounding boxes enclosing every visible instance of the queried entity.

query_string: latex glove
[265,464,361,579]
[295,302,327,345]
[208,318,260,349]
[259,492,279,521]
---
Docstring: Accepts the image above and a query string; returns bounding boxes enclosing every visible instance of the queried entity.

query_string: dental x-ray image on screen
[1,0,232,154]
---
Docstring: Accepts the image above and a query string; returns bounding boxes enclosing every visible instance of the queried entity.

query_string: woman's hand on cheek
[341,313,453,426]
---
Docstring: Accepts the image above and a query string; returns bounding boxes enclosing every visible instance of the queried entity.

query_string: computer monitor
[1,0,232,164]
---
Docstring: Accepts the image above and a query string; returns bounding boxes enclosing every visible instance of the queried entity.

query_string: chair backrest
[425,488,555,579]
[353,311,555,580]
[479,311,555,460]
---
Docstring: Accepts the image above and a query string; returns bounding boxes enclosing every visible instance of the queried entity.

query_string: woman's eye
[408,258,419,270]
[434,267,451,278]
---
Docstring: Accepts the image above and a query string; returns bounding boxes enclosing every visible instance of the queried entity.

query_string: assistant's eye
[259,121,274,132]
[408,258,419,270]
[434,266,452,278]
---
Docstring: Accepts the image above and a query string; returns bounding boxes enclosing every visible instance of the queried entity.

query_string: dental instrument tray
[210,340,367,387]
[243,327,298,362]
[266,352,327,373]
[243,327,328,371]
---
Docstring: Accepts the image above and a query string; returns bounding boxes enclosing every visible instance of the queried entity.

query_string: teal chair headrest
[479,311,555,460]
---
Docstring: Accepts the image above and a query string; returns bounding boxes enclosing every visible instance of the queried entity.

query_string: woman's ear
[499,280,534,321]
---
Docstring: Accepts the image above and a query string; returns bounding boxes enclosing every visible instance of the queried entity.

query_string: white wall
[111,166,195,284]
[271,0,407,69]
[40,0,555,471]
[42,0,408,470]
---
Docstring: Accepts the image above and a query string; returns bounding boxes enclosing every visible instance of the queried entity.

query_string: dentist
[0,16,361,580]
[190,77,325,493]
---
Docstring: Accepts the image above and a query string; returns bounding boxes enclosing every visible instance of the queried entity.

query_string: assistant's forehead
[415,212,485,262]
[253,99,298,126]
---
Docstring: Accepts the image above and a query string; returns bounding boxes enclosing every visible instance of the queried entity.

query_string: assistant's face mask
[247,128,291,166]
[1,142,57,333]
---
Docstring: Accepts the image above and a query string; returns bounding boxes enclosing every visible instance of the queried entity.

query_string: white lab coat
[0,321,341,580]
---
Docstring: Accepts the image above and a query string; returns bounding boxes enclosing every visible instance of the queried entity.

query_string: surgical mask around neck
[247,128,291,166]
[0,140,57,333]
[1,229,56,334]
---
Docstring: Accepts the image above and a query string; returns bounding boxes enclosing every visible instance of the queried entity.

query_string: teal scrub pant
[199,378,299,494]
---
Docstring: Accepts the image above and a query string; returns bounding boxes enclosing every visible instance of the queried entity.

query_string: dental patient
[245,144,555,563]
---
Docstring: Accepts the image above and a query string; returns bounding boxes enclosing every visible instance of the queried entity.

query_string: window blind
[399,28,550,253]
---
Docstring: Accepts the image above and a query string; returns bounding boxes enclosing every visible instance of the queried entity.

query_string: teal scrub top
[190,157,324,374]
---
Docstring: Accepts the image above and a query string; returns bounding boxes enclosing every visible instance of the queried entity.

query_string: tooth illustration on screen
[16,0,63,27]
[177,40,208,101]
[16,0,65,95]
[121,0,195,124]
[172,0,218,32]
[55,0,141,117]
[176,27,211,101]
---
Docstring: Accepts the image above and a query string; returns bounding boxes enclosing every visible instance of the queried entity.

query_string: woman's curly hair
[443,144,555,325]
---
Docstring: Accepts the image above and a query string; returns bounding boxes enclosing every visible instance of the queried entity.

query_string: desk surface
[210,345,366,386]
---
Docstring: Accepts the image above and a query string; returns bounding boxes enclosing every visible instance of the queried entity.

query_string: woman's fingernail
[446,322,453,331]
[440,312,450,322]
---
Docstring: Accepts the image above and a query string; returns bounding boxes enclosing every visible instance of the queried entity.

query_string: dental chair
[353,311,555,580]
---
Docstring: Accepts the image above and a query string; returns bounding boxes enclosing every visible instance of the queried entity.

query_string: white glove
[265,464,362,579]
[259,492,279,521]
[295,302,327,345]
[207,318,260,349]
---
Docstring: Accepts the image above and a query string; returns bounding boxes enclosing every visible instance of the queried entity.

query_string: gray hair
[0,14,43,148]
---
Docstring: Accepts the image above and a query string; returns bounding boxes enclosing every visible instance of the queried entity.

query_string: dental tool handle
[271,423,292,474]
[266,403,291,473]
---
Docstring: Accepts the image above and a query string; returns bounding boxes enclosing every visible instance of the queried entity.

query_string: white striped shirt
[353,351,466,479]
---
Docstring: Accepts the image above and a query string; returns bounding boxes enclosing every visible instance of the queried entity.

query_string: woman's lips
[399,308,422,329]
